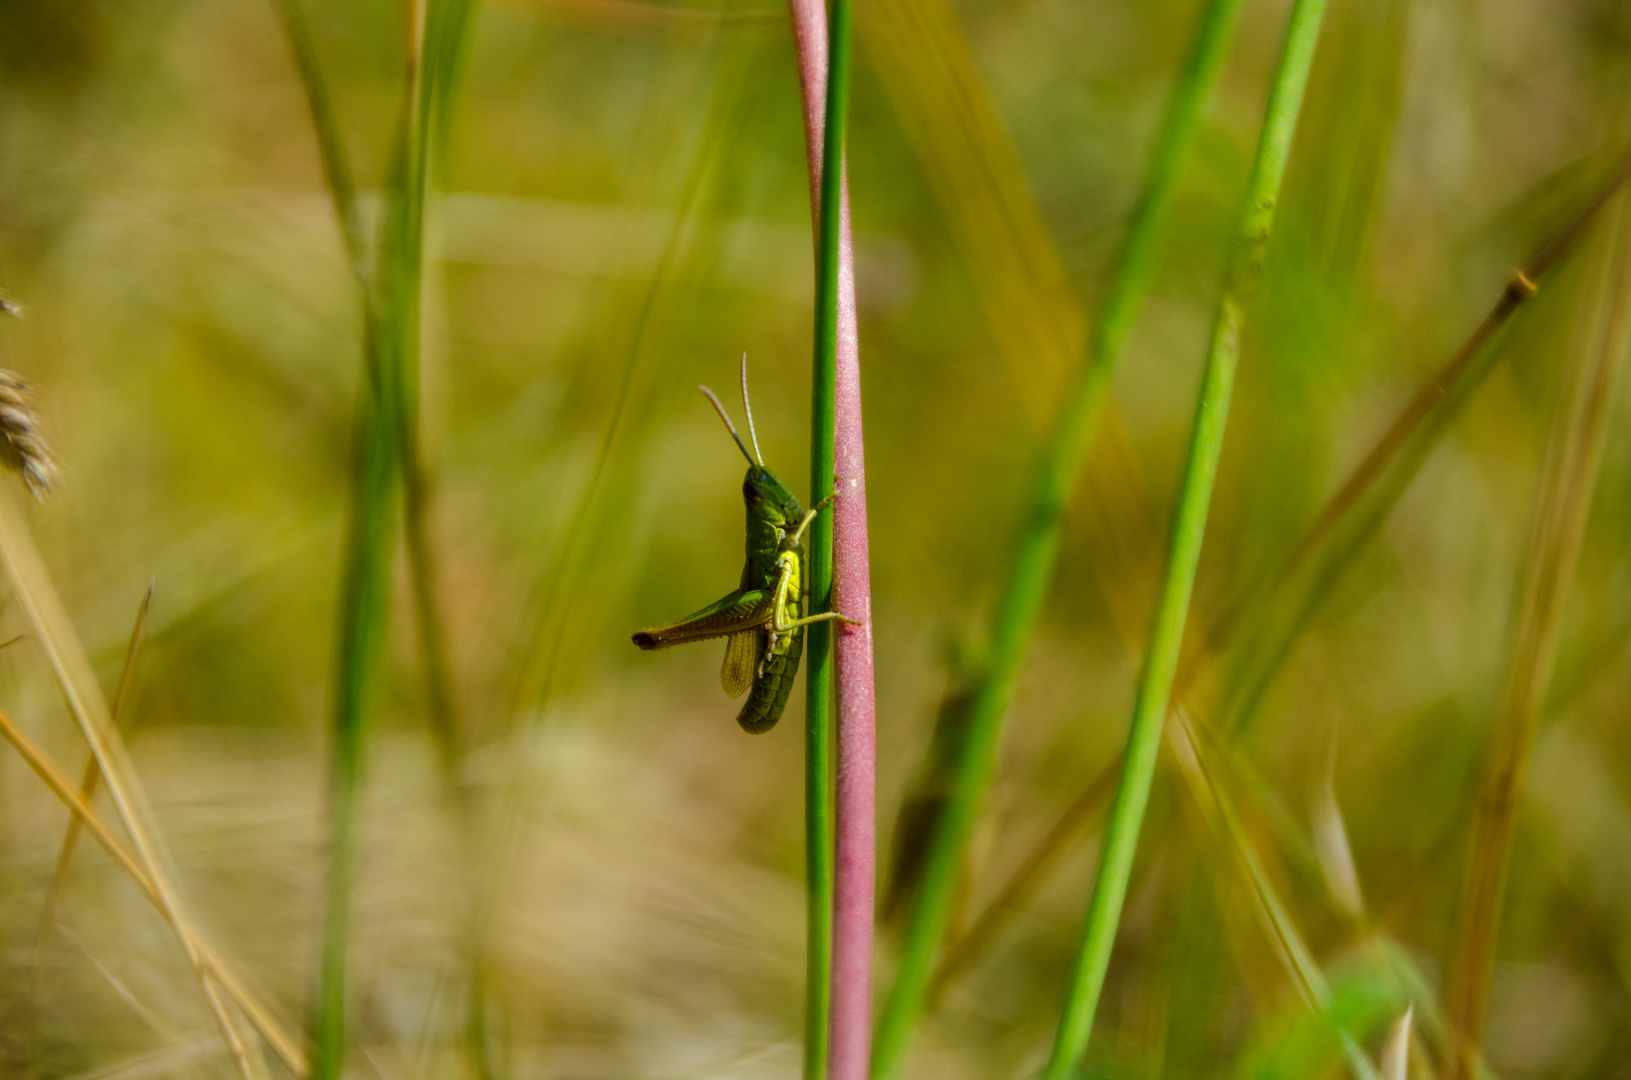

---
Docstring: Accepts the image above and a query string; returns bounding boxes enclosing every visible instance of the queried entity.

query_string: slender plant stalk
[791,4,833,1067]
[266,22,395,1068]
[786,0,878,1075]
[32,581,153,981]
[313,10,422,1074]
[789,0,861,1070]
[1041,2,1329,1074]
[276,0,471,777]
[0,492,260,1079]
[393,0,475,779]
[941,144,1631,980]
[870,0,1245,1071]
[0,702,306,1075]
[1442,193,1631,1080]
[315,294,402,1080]
[275,0,475,1071]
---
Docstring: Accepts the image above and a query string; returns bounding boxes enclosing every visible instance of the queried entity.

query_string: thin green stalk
[385,0,477,781]
[872,0,1245,1071]
[804,0,854,1069]
[277,0,473,780]
[1042,1,1329,1075]
[316,323,403,1080]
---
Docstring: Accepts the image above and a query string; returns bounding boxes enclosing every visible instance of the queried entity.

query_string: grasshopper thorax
[742,464,804,531]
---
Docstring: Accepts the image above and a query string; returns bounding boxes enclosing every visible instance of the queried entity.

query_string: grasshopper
[632,357,859,733]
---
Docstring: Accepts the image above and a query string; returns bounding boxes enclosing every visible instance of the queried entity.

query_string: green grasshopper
[632,358,858,733]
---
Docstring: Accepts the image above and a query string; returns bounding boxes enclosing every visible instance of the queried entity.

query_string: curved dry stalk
[0,704,306,1075]
[32,580,153,990]
[0,490,263,1078]
[1443,191,1631,1080]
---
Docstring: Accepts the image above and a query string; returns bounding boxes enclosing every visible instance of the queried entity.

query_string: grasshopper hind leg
[737,628,804,733]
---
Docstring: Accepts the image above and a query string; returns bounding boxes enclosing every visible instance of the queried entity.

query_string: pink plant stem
[787,1,878,1076]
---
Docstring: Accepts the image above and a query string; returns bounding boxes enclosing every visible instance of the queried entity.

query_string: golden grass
[0,488,303,1078]
[33,581,153,987]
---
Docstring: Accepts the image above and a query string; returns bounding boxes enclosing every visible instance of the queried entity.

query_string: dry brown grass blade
[0,702,307,1076]
[1442,192,1631,1080]
[0,490,269,1080]
[1290,148,1631,574]
[33,581,154,985]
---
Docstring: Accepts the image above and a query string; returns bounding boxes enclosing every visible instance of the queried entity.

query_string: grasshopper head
[742,465,803,527]
[702,357,804,527]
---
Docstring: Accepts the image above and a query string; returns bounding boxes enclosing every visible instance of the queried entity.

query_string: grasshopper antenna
[699,384,759,467]
[739,352,765,466]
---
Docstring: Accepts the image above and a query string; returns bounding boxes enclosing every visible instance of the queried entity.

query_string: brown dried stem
[1443,190,1631,1080]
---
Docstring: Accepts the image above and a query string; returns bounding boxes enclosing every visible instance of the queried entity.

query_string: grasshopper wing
[632,588,776,650]
[720,630,763,698]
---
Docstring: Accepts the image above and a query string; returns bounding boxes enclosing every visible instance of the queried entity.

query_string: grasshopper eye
[743,479,765,505]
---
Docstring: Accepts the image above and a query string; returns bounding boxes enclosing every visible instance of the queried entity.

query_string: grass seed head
[0,371,57,498]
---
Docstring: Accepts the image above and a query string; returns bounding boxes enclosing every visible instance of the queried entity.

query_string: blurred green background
[1,0,1630,1076]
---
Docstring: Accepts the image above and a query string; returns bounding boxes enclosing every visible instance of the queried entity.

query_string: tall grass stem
[275,0,474,1070]
[790,0,868,1071]
[1040,0,1329,1073]
[789,0,878,1075]
[870,0,1245,1071]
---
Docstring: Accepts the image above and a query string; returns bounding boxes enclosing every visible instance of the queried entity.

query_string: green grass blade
[1040,1,1330,1074]
[274,3,408,1072]
[316,380,400,1080]
[869,0,1246,1071]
